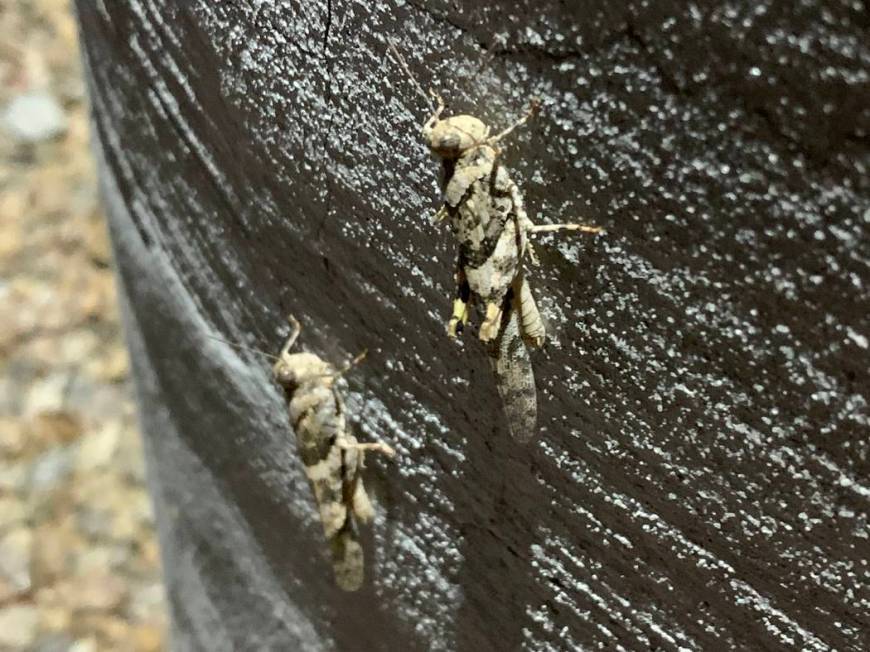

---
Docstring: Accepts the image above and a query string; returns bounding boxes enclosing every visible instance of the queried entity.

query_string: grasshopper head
[423,114,490,159]
[273,353,333,392]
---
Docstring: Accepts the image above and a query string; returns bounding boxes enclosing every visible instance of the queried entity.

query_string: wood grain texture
[75,1,869,650]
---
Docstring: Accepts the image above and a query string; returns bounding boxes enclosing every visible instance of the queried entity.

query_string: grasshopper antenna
[207,335,280,362]
[387,39,435,112]
[327,349,368,381]
[474,32,507,75]
[485,98,541,145]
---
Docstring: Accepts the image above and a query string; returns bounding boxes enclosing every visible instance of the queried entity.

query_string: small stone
[74,544,126,576]
[0,417,27,458]
[75,421,121,472]
[84,347,130,383]
[72,471,155,542]
[0,528,33,601]
[0,460,28,492]
[140,539,162,569]
[37,604,72,633]
[30,410,84,449]
[65,377,128,423]
[115,427,147,483]
[25,373,73,416]
[2,91,68,143]
[31,521,79,586]
[77,573,127,610]
[82,215,113,266]
[55,573,127,611]
[0,377,18,415]
[128,581,166,622]
[0,604,40,647]
[74,507,111,541]
[76,614,129,645]
[69,639,98,652]
[0,495,26,528]
[132,624,164,652]
[31,633,75,652]
[0,192,26,259]
[29,445,74,492]
[57,329,100,367]
[110,505,141,541]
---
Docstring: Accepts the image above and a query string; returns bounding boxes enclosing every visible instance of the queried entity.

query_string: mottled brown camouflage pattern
[273,317,393,590]
[423,101,545,441]
[419,94,598,442]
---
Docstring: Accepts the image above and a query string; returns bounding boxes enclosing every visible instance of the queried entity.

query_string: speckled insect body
[389,43,601,442]
[423,92,602,442]
[424,97,545,442]
[273,316,394,591]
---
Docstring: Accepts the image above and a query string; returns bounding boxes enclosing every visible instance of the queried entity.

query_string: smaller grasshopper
[217,316,394,590]
[272,316,395,590]
[272,316,395,591]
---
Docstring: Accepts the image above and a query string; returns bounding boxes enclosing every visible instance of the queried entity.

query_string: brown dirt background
[0,1,167,650]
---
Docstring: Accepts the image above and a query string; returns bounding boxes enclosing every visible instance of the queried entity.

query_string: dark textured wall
[75,1,869,650]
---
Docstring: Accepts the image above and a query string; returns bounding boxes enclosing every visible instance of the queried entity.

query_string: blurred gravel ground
[0,1,168,650]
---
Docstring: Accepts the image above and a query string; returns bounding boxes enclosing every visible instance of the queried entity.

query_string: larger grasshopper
[389,42,602,442]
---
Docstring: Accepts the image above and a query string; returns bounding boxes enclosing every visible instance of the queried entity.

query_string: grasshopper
[389,42,602,442]
[216,316,394,590]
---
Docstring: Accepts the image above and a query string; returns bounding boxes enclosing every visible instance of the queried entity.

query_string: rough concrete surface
[75,1,868,650]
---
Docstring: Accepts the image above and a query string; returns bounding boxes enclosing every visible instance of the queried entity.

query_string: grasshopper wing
[489,297,538,442]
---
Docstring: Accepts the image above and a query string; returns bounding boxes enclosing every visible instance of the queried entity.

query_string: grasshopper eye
[433,131,461,153]
[274,365,296,389]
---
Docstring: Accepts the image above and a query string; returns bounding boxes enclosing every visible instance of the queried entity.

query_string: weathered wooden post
[76,1,869,649]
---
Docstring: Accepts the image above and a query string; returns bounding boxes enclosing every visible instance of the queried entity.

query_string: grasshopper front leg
[337,438,397,459]
[448,258,472,337]
[431,204,449,225]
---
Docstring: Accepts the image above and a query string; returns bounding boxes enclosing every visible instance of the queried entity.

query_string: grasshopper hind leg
[513,273,546,347]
